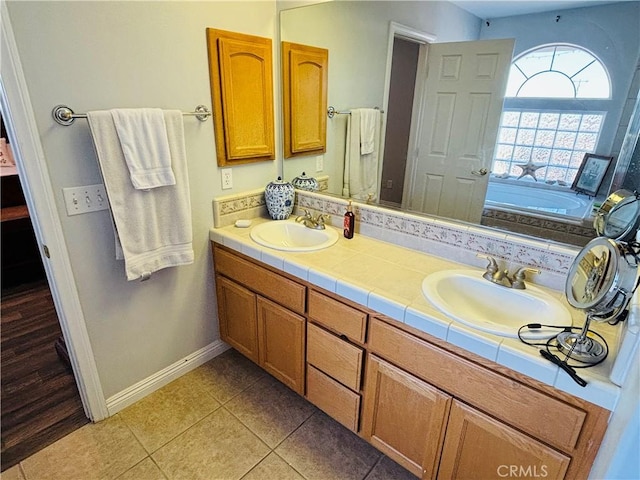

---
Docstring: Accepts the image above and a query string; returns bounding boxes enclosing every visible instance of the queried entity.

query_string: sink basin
[422,269,571,338]
[250,220,339,252]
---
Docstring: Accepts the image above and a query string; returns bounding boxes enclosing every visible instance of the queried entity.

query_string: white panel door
[407,39,514,223]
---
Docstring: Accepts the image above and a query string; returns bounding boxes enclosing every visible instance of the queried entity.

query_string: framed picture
[571,154,613,197]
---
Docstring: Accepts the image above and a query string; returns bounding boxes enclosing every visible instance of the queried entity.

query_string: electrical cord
[517,323,610,387]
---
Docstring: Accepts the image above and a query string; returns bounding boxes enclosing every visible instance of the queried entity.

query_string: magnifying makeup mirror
[562,190,640,364]
[593,189,640,242]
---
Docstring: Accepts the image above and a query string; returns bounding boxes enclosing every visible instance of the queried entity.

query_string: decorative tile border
[212,188,579,288]
[212,175,329,228]
[292,191,579,288]
[482,207,593,246]
[212,188,267,228]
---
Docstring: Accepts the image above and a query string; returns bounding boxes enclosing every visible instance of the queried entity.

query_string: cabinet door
[361,355,451,479]
[438,400,570,480]
[216,275,259,363]
[282,42,328,157]
[257,296,305,395]
[207,29,275,166]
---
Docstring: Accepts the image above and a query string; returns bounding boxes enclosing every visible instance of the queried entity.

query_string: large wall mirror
[280,1,640,247]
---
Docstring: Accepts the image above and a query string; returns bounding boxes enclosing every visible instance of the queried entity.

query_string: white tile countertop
[210,216,624,411]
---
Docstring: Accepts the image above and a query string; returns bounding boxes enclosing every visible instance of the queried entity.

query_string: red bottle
[343,200,355,239]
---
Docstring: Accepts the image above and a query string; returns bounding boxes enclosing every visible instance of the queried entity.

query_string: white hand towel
[343,109,381,201]
[87,110,193,281]
[359,108,379,155]
[110,108,176,189]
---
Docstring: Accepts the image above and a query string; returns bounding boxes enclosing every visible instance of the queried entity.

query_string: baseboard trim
[105,340,230,416]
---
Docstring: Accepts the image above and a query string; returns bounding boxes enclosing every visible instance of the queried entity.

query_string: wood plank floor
[1,281,88,471]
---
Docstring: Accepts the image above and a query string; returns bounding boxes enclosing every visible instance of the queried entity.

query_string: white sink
[250,219,339,252]
[422,269,571,338]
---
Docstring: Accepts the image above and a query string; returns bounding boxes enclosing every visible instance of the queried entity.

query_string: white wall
[5,1,278,398]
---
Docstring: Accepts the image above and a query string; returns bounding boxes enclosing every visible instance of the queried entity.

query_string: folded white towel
[87,110,193,281]
[111,108,176,190]
[359,108,379,155]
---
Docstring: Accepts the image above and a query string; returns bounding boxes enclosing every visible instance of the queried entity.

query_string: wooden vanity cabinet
[362,355,450,478]
[216,275,259,363]
[212,242,608,479]
[362,317,608,480]
[213,245,305,394]
[305,289,369,432]
[438,401,570,480]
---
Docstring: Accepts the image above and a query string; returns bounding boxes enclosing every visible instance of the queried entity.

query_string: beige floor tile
[226,374,317,447]
[0,465,25,480]
[119,373,221,453]
[116,458,166,480]
[365,456,418,480]
[152,407,269,480]
[276,411,381,480]
[241,452,305,480]
[187,349,266,403]
[20,415,147,480]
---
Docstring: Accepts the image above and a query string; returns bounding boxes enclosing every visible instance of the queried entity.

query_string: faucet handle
[511,266,540,290]
[476,253,498,273]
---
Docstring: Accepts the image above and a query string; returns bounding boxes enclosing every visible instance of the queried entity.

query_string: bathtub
[484,181,594,220]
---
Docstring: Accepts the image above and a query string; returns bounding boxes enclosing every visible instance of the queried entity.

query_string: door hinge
[43,244,51,258]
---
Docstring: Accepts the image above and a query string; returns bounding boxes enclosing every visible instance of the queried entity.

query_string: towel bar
[327,106,384,118]
[52,105,212,126]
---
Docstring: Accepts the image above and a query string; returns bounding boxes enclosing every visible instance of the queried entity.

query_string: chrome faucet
[295,209,326,230]
[510,266,541,290]
[477,254,540,289]
[478,254,512,287]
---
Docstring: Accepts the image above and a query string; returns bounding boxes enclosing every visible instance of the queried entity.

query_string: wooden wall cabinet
[207,29,275,166]
[282,42,328,158]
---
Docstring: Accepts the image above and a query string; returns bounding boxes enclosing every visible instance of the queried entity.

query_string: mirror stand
[557,190,640,367]
[556,313,608,364]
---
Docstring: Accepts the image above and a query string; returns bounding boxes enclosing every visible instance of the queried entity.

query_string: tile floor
[2,349,418,480]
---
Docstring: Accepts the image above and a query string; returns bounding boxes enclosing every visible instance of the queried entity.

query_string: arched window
[507,45,610,99]
[493,45,611,186]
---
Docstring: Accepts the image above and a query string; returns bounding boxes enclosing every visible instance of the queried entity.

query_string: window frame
[492,43,613,187]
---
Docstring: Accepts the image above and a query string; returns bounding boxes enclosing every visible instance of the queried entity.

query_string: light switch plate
[63,184,109,216]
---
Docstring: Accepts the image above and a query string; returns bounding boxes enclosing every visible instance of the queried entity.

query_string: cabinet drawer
[214,246,305,314]
[307,323,363,391]
[368,318,586,453]
[308,290,367,343]
[307,365,360,432]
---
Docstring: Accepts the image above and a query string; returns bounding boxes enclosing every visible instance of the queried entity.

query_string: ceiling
[449,0,630,19]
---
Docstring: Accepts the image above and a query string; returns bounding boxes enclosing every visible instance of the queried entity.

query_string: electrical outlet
[316,156,323,172]
[63,184,109,216]
[221,168,233,189]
